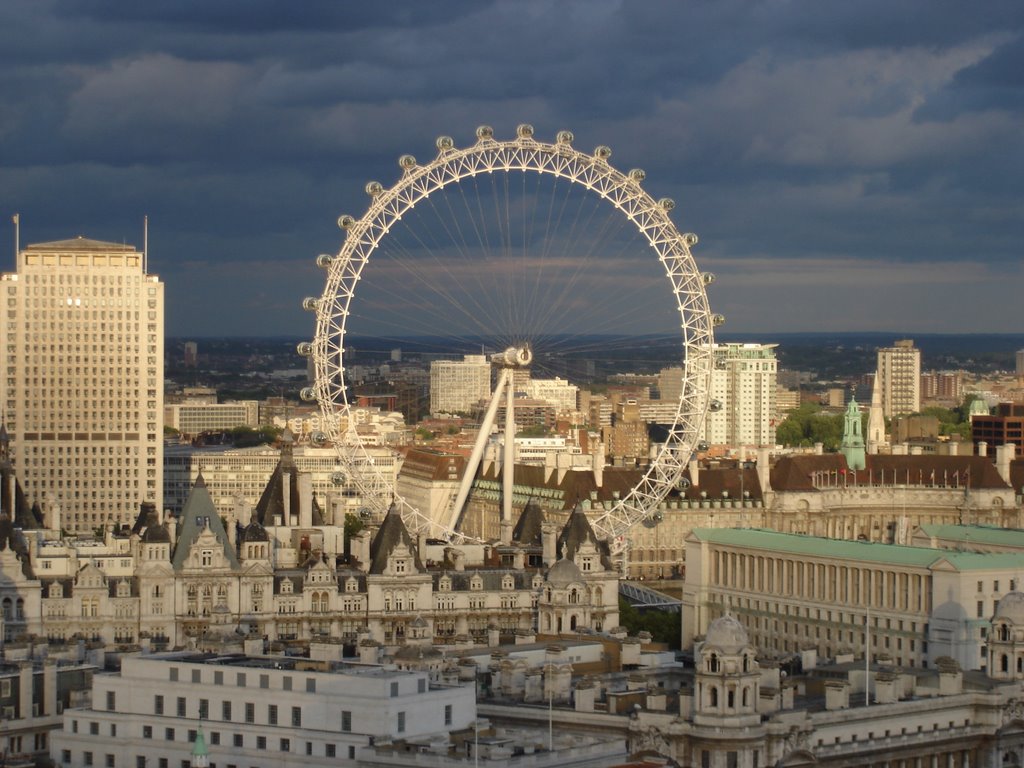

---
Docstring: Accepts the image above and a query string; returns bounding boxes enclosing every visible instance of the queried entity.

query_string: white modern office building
[429,355,490,415]
[877,339,922,418]
[526,377,578,413]
[0,236,164,533]
[165,401,259,437]
[52,652,476,768]
[698,343,778,448]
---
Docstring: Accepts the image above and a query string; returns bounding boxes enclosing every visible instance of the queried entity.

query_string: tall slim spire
[867,373,886,455]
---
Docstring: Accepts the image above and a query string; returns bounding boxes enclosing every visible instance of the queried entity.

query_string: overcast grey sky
[1,0,1021,337]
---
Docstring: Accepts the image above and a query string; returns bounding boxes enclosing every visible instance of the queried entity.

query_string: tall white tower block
[1,236,164,533]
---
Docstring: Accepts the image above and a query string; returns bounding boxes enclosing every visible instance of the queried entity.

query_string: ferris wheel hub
[491,344,533,369]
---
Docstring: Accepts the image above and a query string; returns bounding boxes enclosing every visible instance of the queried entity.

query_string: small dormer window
[439,577,451,592]
[117,581,130,598]
[581,557,592,572]
[395,559,406,574]
[471,576,483,591]
[49,583,63,599]
[281,580,293,594]
[201,550,212,567]
[502,576,514,591]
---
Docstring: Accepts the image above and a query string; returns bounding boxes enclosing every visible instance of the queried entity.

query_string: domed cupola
[695,613,760,727]
[989,591,1024,679]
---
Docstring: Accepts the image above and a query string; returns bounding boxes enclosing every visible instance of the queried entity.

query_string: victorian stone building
[0,443,619,653]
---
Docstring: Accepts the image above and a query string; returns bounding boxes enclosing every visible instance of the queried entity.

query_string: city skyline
[1,2,1022,338]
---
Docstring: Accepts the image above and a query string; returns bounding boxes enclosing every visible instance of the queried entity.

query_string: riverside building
[0,236,164,533]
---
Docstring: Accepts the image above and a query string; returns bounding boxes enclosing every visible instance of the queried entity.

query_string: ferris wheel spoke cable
[370,204,507,342]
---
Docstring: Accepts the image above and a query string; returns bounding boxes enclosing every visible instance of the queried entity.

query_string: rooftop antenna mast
[143,215,149,274]
[13,213,19,261]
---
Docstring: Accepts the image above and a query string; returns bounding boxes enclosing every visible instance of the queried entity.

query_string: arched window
[709,687,718,707]
[742,687,749,707]
[570,615,577,630]
[1002,654,1010,673]
[1018,657,1023,674]
[709,653,720,673]
[743,654,749,672]
[1,597,11,620]
[727,690,735,708]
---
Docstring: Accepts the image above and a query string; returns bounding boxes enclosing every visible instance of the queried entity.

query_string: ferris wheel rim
[307,126,714,547]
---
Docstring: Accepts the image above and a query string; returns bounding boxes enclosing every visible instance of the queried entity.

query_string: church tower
[840,398,866,471]
[867,374,887,454]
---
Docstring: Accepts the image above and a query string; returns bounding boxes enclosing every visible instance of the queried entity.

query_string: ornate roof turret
[131,501,160,536]
[704,613,750,654]
[995,592,1024,625]
[368,504,423,575]
[141,522,171,544]
[171,473,240,571]
[557,502,610,565]
[252,434,324,527]
[545,558,584,587]
[241,512,270,543]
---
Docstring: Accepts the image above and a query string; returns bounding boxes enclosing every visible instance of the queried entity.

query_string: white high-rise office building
[0,235,164,533]
[877,339,921,419]
[429,355,490,415]
[698,343,778,448]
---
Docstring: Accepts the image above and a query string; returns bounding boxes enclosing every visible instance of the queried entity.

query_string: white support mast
[443,345,532,535]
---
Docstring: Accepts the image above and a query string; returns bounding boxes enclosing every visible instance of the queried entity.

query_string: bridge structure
[619,581,682,613]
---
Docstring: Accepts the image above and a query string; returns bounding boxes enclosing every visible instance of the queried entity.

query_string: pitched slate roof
[557,504,612,569]
[171,474,240,571]
[252,434,324,526]
[368,505,422,575]
[511,499,545,547]
[770,453,1011,492]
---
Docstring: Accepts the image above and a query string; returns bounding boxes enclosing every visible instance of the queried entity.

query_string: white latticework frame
[304,125,714,550]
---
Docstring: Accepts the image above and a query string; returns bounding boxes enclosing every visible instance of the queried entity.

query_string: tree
[775,403,845,450]
[618,599,681,649]
[343,513,365,559]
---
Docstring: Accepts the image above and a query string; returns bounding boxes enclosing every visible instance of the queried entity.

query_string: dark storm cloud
[0,0,1021,335]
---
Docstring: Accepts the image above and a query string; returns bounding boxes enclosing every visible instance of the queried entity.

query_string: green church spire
[840,398,866,471]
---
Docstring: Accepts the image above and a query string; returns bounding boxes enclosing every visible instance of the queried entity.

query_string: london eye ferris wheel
[299,125,717,552]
